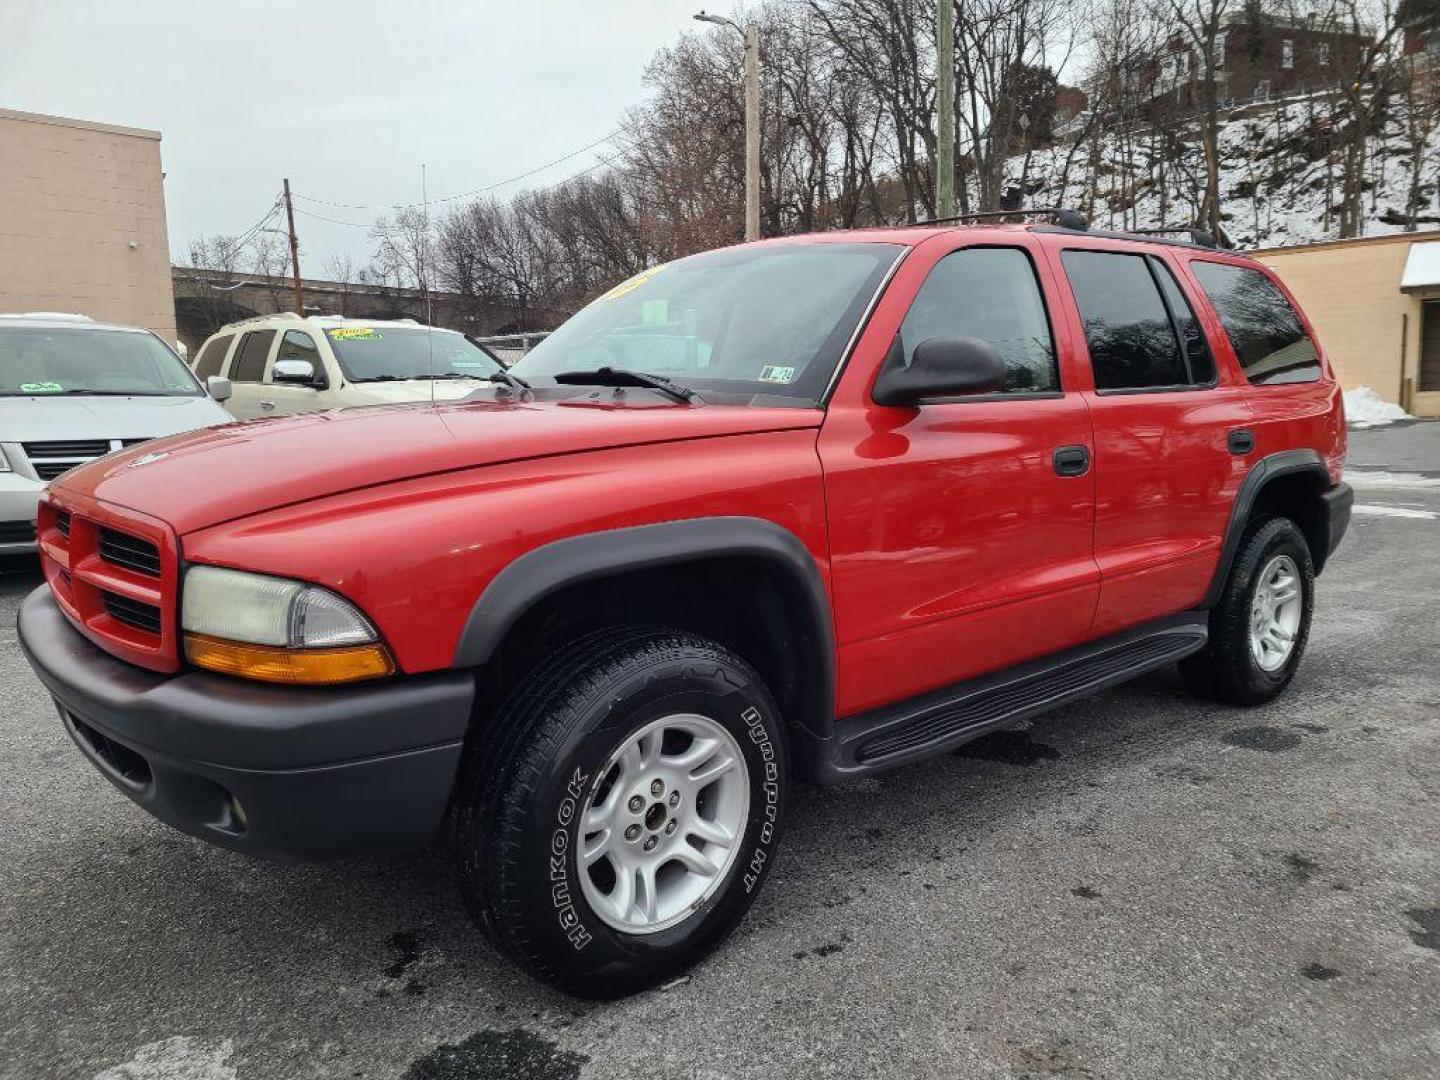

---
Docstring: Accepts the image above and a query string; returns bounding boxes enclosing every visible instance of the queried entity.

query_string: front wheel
[1181,516,1315,706]
[454,629,788,998]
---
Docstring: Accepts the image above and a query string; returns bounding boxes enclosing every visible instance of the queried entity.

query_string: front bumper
[0,472,44,553]
[18,586,474,860]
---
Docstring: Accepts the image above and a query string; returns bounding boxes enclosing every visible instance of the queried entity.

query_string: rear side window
[897,247,1057,393]
[193,334,232,378]
[1062,251,1191,390]
[230,330,275,383]
[1153,261,1215,384]
[1190,262,1320,384]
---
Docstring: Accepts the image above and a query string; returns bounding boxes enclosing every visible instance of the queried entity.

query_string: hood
[0,395,231,444]
[341,379,489,406]
[53,395,823,534]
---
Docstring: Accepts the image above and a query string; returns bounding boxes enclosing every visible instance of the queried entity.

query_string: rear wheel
[454,628,787,998]
[1181,516,1315,706]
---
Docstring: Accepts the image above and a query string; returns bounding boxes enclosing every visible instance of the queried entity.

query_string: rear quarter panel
[180,429,830,674]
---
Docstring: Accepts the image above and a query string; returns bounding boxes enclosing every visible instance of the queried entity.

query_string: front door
[819,237,1100,718]
[258,329,328,416]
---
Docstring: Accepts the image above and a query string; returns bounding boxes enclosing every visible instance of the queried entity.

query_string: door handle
[1052,445,1090,477]
[259,400,276,412]
[1227,428,1255,455]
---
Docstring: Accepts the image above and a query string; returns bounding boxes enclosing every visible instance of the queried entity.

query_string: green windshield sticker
[330,327,381,341]
[20,382,64,393]
[758,366,796,385]
[641,299,669,325]
[597,263,666,303]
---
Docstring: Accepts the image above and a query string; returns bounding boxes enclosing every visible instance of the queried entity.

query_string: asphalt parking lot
[2,423,1438,1080]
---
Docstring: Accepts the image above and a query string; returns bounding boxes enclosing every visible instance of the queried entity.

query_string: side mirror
[206,375,232,402]
[871,336,1008,406]
[273,358,321,387]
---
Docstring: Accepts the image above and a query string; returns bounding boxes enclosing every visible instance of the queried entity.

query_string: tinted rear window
[1191,262,1320,385]
[1062,250,1189,390]
[231,330,275,383]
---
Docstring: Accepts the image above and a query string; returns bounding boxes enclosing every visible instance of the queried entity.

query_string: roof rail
[916,207,1090,231]
[1128,226,1223,249]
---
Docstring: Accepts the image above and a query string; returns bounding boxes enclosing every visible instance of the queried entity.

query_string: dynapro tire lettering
[741,705,780,893]
[551,768,593,950]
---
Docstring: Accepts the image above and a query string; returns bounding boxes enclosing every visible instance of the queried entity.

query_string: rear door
[1044,240,1254,635]
[223,330,278,420]
[819,235,1100,717]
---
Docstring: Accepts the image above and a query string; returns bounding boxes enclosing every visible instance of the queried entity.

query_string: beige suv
[191,315,508,419]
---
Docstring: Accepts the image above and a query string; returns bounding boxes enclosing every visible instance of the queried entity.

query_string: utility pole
[695,12,762,242]
[743,23,761,242]
[936,0,956,218]
[282,178,304,315]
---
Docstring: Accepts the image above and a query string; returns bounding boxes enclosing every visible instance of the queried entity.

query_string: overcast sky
[2,0,720,274]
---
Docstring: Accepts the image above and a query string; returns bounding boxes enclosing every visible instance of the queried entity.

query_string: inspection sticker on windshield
[20,382,64,393]
[329,327,381,341]
[758,366,796,385]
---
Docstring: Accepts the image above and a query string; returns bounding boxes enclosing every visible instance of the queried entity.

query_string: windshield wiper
[553,367,699,403]
[485,369,530,390]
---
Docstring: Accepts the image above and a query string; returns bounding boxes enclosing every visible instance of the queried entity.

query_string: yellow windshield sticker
[597,263,667,303]
[758,366,796,385]
[329,327,381,341]
[20,382,64,393]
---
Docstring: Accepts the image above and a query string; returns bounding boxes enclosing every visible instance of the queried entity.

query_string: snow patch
[1352,504,1438,520]
[94,1037,236,1080]
[1343,386,1411,428]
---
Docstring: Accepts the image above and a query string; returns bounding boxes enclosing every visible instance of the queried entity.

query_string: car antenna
[422,162,435,405]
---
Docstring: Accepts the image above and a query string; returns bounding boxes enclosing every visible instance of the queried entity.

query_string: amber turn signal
[184,633,396,685]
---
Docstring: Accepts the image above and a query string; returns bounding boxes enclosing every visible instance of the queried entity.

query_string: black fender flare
[451,516,837,763]
[1203,449,1336,608]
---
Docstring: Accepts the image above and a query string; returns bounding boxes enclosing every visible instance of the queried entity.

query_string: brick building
[0,108,175,342]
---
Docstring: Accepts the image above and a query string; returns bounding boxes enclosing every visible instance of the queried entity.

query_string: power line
[229,196,284,249]
[291,130,622,212]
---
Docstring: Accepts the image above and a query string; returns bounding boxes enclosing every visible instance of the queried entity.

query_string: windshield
[324,326,504,382]
[0,327,202,397]
[510,242,903,402]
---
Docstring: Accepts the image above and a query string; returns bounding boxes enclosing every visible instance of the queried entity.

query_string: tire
[1181,516,1315,706]
[454,628,788,998]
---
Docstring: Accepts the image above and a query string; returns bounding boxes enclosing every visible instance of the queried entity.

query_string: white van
[0,314,232,554]
[192,315,510,419]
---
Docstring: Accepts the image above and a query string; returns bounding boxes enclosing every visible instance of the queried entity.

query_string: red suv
[19,216,1351,997]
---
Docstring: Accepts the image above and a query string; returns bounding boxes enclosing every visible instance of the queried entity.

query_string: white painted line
[1352,504,1439,520]
[1345,469,1440,490]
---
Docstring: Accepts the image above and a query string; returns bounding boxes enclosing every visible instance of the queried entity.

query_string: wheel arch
[1204,449,1336,608]
[452,516,837,778]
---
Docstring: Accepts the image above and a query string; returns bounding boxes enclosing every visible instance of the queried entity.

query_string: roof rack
[1128,225,1223,249]
[917,207,1091,231]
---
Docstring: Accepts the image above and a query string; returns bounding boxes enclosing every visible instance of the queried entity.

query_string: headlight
[181,566,394,684]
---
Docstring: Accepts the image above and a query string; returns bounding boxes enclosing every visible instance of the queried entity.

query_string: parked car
[0,313,232,555]
[19,217,1350,998]
[191,314,509,419]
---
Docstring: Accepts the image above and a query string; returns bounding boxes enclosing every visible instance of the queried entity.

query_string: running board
[824,613,1209,780]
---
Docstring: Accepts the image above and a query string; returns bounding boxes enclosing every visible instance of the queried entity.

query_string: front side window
[230,330,275,383]
[194,334,232,378]
[271,330,321,382]
[1190,261,1321,385]
[510,242,904,403]
[1062,250,1191,390]
[323,327,502,383]
[896,247,1058,393]
[0,327,203,396]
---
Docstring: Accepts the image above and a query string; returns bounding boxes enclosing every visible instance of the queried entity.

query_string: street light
[694,10,761,242]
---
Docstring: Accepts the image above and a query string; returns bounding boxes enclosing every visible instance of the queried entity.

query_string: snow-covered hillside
[1010,95,1440,248]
